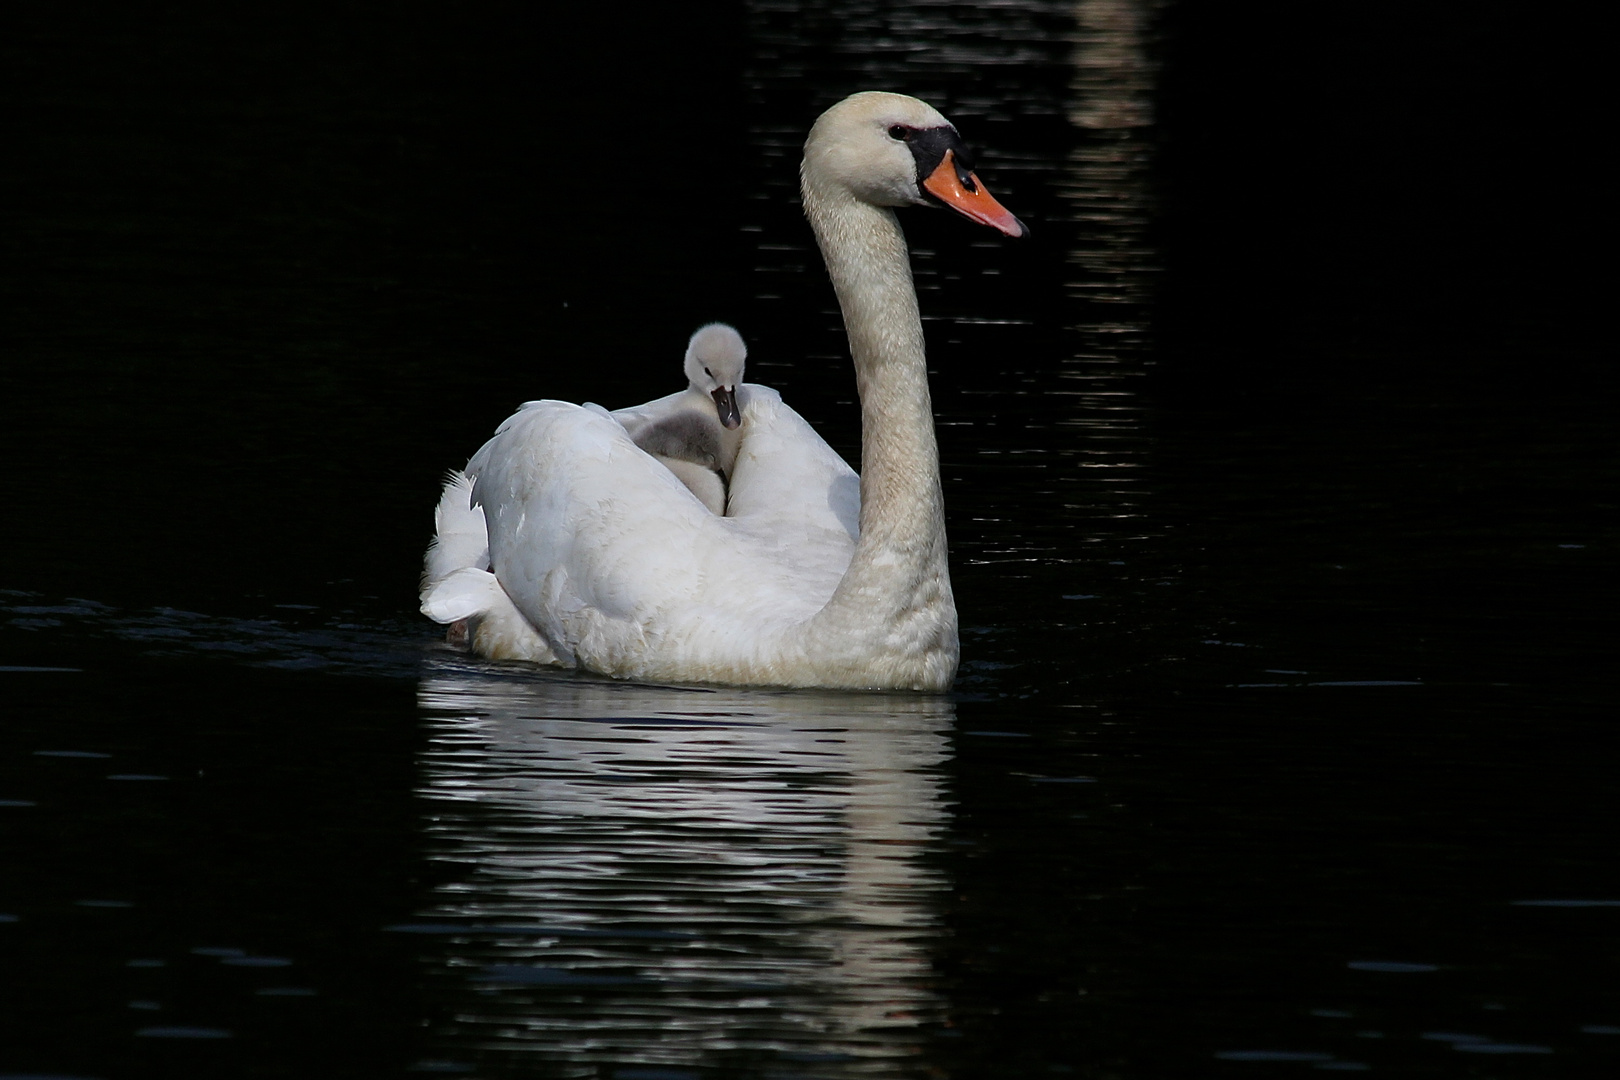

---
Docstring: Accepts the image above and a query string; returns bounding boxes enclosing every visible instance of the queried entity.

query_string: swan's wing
[468,401,744,671]
[463,397,861,681]
[728,384,861,544]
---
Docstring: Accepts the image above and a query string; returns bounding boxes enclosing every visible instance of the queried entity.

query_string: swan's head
[684,322,747,430]
[803,91,1026,238]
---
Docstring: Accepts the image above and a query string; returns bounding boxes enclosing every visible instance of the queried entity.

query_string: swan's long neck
[803,181,957,680]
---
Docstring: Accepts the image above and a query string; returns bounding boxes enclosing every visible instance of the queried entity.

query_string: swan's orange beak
[923,150,1027,238]
[712,386,741,430]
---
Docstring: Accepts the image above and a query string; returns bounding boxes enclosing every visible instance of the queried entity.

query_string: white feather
[423,471,488,586]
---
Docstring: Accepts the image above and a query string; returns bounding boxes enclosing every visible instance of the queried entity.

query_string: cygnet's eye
[703,366,713,377]
[888,125,910,141]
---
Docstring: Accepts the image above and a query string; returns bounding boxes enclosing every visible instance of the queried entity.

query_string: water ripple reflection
[1056,0,1160,523]
[412,667,955,1075]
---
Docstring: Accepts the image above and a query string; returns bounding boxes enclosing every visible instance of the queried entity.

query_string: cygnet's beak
[712,386,741,430]
[922,150,1027,239]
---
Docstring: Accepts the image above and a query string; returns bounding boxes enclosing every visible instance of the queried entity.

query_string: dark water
[2,2,1613,1077]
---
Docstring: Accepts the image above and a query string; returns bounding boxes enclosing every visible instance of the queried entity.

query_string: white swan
[615,322,748,514]
[421,91,1025,689]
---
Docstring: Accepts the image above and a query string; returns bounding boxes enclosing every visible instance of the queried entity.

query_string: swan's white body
[421,92,1024,690]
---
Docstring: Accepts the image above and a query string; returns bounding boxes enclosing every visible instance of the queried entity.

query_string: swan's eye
[888,125,910,141]
[703,366,713,377]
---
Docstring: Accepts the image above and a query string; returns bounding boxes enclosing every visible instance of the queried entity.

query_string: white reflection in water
[1069,0,1156,132]
[1057,0,1161,522]
[1062,0,1158,358]
[414,666,954,1073]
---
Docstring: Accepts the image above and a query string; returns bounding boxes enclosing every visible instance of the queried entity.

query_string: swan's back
[466,395,857,683]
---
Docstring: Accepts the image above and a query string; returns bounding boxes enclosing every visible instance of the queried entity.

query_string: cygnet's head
[802,91,1026,238]
[684,322,747,430]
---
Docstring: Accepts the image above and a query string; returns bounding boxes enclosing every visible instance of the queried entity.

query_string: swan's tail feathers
[421,566,502,624]
[421,566,561,665]
[423,469,490,590]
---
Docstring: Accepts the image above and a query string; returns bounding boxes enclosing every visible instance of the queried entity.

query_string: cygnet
[616,322,747,514]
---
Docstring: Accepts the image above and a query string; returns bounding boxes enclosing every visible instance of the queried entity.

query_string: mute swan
[421,91,1025,689]
[616,322,748,515]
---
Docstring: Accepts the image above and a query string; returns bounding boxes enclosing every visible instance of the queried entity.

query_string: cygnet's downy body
[615,323,747,514]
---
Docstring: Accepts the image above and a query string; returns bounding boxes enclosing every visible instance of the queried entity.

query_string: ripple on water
[1346,961,1439,973]
[1420,1031,1554,1055]
[474,965,649,988]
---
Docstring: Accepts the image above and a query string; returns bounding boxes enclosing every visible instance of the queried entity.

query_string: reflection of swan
[420,92,1025,691]
[614,322,747,515]
[412,665,954,1068]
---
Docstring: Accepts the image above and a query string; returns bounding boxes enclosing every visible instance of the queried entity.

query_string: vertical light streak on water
[1055,0,1161,531]
[409,668,954,1075]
